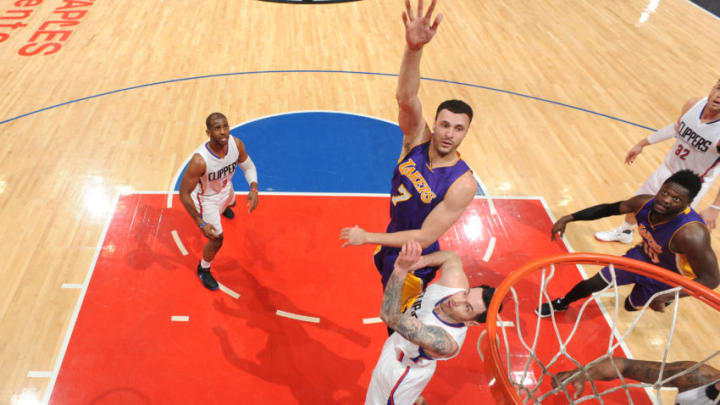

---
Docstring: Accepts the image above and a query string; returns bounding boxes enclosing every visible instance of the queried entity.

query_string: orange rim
[484,252,720,405]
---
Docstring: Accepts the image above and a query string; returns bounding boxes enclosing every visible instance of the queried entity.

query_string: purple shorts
[599,247,674,309]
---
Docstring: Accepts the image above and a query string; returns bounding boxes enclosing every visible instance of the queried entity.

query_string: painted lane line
[171,230,188,256]
[276,310,320,323]
[497,321,514,327]
[482,237,496,262]
[61,284,83,289]
[27,371,52,378]
[218,283,240,299]
[363,317,382,324]
[42,194,119,405]
[171,316,189,322]
[473,173,497,215]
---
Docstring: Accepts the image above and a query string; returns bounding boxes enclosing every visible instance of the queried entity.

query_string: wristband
[711,205,720,210]
[199,221,207,228]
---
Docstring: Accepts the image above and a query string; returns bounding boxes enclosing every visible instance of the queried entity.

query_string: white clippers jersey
[675,379,720,405]
[665,97,720,182]
[390,284,468,368]
[191,139,239,199]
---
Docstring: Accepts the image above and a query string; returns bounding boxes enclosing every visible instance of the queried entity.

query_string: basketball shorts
[374,243,440,312]
[192,189,235,234]
[599,247,675,309]
[365,338,436,405]
[634,163,712,208]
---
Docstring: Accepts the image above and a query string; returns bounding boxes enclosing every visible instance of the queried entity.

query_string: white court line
[27,371,52,378]
[218,283,241,299]
[482,237,496,262]
[497,321,514,327]
[171,316,189,322]
[61,284,83,289]
[276,310,320,323]
[363,317,382,324]
[472,172,497,216]
[170,230,189,256]
[42,194,120,405]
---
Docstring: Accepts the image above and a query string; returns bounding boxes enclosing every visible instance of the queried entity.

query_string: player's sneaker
[535,298,568,318]
[222,207,235,219]
[594,229,633,244]
[197,263,219,290]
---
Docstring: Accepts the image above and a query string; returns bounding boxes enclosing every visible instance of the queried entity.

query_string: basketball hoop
[481,253,720,404]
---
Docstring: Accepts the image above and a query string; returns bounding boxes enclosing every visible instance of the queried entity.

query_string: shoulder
[189,153,206,169]
[680,97,704,116]
[673,221,711,251]
[181,153,206,180]
[401,126,432,158]
[447,172,478,199]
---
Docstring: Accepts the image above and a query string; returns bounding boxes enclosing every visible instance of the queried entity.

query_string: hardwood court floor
[1,0,720,403]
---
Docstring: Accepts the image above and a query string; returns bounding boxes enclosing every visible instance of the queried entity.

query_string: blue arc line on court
[1,69,656,131]
[173,111,468,194]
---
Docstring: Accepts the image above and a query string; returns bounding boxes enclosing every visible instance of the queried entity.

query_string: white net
[481,257,720,405]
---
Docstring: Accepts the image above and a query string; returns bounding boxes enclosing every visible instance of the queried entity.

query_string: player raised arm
[340,171,476,248]
[551,195,652,240]
[380,241,459,358]
[396,0,443,156]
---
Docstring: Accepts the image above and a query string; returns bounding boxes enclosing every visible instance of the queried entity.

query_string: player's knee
[211,234,224,248]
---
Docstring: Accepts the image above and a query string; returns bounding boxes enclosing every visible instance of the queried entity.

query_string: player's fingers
[431,13,443,31]
[417,0,423,20]
[425,0,437,19]
[404,0,413,19]
[402,11,408,27]
[342,241,349,248]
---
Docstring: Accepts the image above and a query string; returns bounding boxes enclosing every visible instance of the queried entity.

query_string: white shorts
[192,189,235,234]
[365,339,436,405]
[634,164,711,208]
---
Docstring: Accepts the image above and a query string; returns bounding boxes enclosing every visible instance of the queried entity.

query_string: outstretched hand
[552,369,586,399]
[340,225,368,247]
[402,0,443,51]
[624,144,643,164]
[551,215,573,240]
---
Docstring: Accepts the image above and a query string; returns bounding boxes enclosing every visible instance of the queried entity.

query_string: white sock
[618,222,636,233]
[200,259,212,269]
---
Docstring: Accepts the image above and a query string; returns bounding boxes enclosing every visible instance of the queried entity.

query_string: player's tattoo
[623,360,720,390]
[380,266,457,356]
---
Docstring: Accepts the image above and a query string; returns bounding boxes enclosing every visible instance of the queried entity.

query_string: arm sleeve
[647,123,676,144]
[238,156,258,186]
[570,201,623,221]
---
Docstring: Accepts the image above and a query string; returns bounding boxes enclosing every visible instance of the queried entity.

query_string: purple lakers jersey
[387,142,472,235]
[635,198,705,279]
[374,142,473,289]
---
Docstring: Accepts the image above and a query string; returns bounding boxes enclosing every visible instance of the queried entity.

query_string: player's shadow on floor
[212,265,370,404]
[121,196,196,271]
